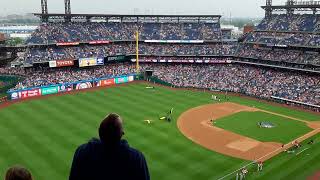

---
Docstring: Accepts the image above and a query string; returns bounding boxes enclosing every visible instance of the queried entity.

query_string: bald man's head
[99,113,124,144]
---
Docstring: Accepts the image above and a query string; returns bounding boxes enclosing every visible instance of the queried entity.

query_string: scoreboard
[78,57,104,67]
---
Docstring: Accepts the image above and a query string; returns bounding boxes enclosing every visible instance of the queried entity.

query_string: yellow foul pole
[136,31,140,73]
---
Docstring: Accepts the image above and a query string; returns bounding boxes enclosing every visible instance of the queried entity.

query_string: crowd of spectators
[236,45,320,66]
[0,67,25,76]
[9,63,136,90]
[4,62,319,108]
[243,32,320,47]
[256,14,320,32]
[23,13,320,73]
[136,57,232,63]
[146,63,320,106]
[25,43,237,63]
[243,14,320,47]
[27,22,223,44]
[238,13,320,68]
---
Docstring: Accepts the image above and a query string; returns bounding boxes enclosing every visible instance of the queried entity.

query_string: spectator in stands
[5,165,33,180]
[3,62,320,109]
[69,113,150,180]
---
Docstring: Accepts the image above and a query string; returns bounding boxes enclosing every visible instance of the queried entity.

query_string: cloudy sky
[0,0,285,18]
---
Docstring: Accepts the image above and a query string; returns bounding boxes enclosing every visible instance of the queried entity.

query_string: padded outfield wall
[7,74,136,100]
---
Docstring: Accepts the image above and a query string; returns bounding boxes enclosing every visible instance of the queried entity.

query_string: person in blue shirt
[69,113,150,180]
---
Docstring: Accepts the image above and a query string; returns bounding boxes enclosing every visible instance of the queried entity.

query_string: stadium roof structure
[262,0,320,14]
[261,4,320,12]
[33,13,221,23]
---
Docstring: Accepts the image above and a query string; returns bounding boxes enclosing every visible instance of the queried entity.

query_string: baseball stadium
[0,0,320,179]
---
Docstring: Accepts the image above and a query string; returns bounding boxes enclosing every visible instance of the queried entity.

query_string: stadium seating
[238,13,320,67]
[9,13,319,110]
[237,44,320,66]
[26,22,222,44]
[25,43,237,63]
[256,14,320,32]
[4,63,320,107]
[147,63,320,106]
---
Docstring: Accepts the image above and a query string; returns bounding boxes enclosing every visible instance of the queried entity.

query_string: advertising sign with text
[19,89,42,99]
[41,86,59,95]
[98,79,115,87]
[56,60,74,67]
[115,77,129,84]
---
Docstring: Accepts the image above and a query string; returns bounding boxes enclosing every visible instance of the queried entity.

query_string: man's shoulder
[75,138,144,158]
[125,143,145,159]
[76,138,102,153]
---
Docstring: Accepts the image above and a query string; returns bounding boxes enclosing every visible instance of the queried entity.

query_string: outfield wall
[7,74,136,100]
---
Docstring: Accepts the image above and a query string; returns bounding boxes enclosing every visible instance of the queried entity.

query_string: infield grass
[214,111,313,143]
[0,82,319,180]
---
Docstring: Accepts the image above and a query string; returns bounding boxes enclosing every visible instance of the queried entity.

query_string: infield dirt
[177,102,320,161]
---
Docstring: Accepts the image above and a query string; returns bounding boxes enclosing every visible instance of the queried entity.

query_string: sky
[0,0,286,18]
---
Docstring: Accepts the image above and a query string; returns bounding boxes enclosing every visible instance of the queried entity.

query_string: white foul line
[296,148,309,156]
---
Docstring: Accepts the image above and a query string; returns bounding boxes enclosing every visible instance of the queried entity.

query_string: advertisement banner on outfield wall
[97,79,115,87]
[10,92,19,100]
[128,76,134,82]
[19,89,42,99]
[115,77,129,84]
[75,82,93,90]
[59,84,73,92]
[41,86,59,95]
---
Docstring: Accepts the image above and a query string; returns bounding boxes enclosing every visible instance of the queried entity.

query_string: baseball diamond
[1,0,320,179]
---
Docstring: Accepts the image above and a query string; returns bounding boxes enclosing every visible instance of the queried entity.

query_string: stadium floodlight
[65,0,71,14]
[41,0,48,14]
[266,0,272,6]
[265,0,273,18]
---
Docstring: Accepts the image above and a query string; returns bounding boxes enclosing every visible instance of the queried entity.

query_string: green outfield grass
[0,82,319,180]
[214,111,312,143]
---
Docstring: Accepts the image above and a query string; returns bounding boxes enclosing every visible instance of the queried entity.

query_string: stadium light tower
[65,0,71,14]
[286,0,295,15]
[64,0,71,22]
[266,0,272,6]
[265,0,273,19]
[40,0,48,22]
[286,0,295,5]
[41,0,48,14]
